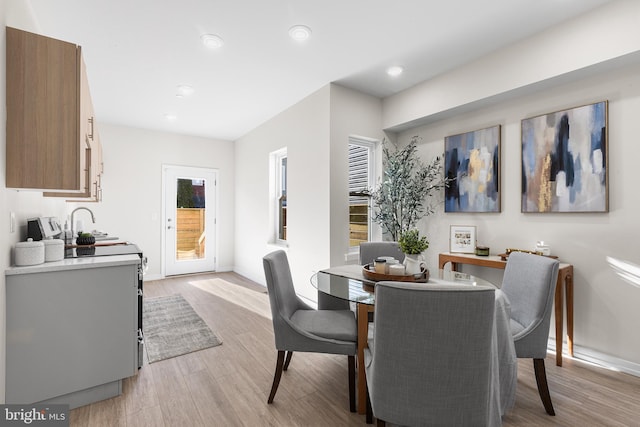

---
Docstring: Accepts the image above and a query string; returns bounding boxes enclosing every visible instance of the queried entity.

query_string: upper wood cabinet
[47,58,104,202]
[6,27,102,199]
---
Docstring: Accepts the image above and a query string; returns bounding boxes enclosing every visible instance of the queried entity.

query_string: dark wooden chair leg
[376,419,386,427]
[283,351,293,371]
[533,358,556,415]
[348,355,356,413]
[267,351,286,404]
[365,385,373,424]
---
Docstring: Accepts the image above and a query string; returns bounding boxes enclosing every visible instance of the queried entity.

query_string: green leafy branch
[370,136,453,241]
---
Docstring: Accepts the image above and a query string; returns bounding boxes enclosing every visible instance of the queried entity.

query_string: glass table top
[311,264,496,306]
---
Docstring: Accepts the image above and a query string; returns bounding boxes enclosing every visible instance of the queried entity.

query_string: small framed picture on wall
[449,225,477,253]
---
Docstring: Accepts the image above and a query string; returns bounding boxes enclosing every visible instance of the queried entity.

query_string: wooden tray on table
[362,264,429,292]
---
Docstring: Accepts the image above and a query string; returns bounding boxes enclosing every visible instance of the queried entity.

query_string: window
[277,156,287,241]
[348,137,376,248]
[270,148,287,244]
[175,178,206,260]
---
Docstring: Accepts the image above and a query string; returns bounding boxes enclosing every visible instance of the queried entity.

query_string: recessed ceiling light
[289,25,311,42]
[201,34,224,49]
[387,66,404,77]
[176,84,194,98]
[164,113,177,121]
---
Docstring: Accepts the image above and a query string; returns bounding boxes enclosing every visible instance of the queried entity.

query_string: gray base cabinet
[6,259,138,406]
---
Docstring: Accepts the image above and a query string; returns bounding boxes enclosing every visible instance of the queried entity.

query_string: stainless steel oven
[65,243,146,368]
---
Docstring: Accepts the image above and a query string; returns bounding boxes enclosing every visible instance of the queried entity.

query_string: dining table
[312,264,517,425]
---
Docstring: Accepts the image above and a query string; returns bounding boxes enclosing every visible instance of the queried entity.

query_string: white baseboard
[233,266,265,286]
[548,339,640,377]
[145,266,234,282]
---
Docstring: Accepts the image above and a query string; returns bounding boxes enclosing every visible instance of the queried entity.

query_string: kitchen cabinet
[5,256,140,408]
[46,57,104,201]
[6,27,102,199]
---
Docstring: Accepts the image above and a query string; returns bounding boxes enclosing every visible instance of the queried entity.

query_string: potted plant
[398,229,429,255]
[398,229,429,275]
[370,136,453,241]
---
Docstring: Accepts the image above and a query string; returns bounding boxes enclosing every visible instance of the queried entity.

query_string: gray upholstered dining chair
[359,241,405,265]
[317,241,405,310]
[364,281,496,426]
[501,251,560,415]
[263,250,357,411]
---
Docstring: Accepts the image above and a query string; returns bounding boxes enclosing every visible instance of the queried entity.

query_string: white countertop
[6,254,141,276]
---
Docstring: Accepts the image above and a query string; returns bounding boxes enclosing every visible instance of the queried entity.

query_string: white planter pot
[403,253,426,275]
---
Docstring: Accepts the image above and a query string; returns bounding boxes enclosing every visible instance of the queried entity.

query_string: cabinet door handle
[88,117,94,140]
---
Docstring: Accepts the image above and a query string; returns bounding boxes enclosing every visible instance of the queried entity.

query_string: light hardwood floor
[69,272,640,426]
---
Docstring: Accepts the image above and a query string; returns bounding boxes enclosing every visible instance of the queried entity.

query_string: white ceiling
[27,0,614,141]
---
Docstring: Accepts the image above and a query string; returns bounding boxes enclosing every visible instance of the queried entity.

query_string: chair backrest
[264,250,356,355]
[368,281,495,426]
[359,241,405,265]
[501,252,560,358]
[263,251,304,342]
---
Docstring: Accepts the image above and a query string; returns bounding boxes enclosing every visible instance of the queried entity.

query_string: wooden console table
[438,252,574,366]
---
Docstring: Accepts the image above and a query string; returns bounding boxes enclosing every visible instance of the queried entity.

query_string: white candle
[388,264,405,275]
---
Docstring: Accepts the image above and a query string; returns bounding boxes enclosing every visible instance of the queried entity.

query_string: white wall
[383,0,640,132]
[396,65,640,369]
[234,86,331,301]
[384,0,640,373]
[234,84,384,301]
[329,84,384,266]
[73,123,236,279]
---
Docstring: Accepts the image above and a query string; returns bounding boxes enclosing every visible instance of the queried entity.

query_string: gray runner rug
[143,294,222,363]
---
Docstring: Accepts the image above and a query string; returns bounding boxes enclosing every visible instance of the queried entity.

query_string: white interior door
[163,165,217,276]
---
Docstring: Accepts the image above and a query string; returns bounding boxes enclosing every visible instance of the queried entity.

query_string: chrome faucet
[71,207,96,237]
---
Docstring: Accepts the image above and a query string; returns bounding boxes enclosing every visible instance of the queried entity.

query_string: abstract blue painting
[521,101,608,212]
[445,125,500,212]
